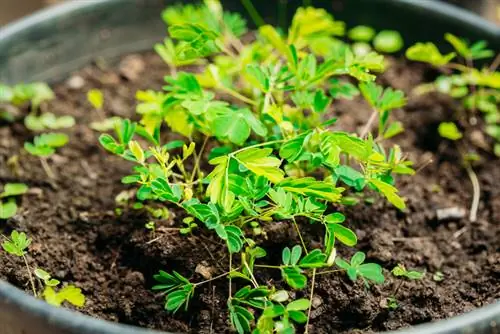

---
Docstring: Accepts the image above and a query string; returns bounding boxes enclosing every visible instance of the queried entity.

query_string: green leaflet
[369,178,406,210]
[235,148,284,184]
[277,177,343,202]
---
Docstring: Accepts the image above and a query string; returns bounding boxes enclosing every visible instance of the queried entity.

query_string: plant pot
[0,0,498,333]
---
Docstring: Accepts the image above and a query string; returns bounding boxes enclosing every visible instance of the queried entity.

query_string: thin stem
[190,136,209,184]
[218,85,257,106]
[360,109,378,138]
[489,53,500,72]
[464,163,480,222]
[292,217,308,254]
[228,253,233,301]
[40,158,55,179]
[242,261,259,288]
[304,269,316,334]
[240,0,265,27]
[254,264,282,270]
[193,269,238,287]
[231,139,285,156]
[22,255,37,298]
[315,269,344,276]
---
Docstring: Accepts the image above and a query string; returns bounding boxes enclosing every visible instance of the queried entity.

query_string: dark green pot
[0,1,498,333]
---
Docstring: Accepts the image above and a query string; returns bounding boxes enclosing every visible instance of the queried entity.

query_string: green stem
[304,268,316,334]
[193,268,239,287]
[254,264,282,270]
[218,85,257,106]
[360,109,378,138]
[40,157,55,180]
[23,255,37,298]
[464,162,480,222]
[292,216,308,254]
[240,0,265,27]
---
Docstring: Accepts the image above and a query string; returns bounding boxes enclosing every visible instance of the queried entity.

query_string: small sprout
[90,116,122,132]
[24,132,69,179]
[43,285,86,308]
[145,221,156,232]
[438,122,462,140]
[0,183,28,219]
[406,42,455,67]
[444,33,494,61]
[34,268,60,287]
[433,271,445,282]
[373,30,403,53]
[25,113,75,131]
[348,25,376,42]
[87,89,104,109]
[1,230,31,256]
[383,297,399,310]
[335,252,384,285]
[180,217,197,235]
[391,264,425,280]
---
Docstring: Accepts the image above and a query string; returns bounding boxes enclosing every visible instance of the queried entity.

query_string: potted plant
[0,1,499,333]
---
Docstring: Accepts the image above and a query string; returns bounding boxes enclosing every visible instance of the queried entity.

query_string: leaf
[128,141,145,163]
[225,225,244,253]
[348,25,375,42]
[2,230,31,256]
[383,121,404,139]
[99,134,123,155]
[286,298,310,311]
[169,23,220,60]
[299,249,327,268]
[245,65,270,92]
[290,245,302,266]
[235,148,284,184]
[329,78,360,100]
[369,178,406,210]
[288,310,308,324]
[277,177,343,202]
[259,25,291,63]
[438,122,462,140]
[282,247,291,266]
[87,89,104,109]
[351,252,366,266]
[358,263,384,284]
[50,285,86,307]
[406,42,456,67]
[324,212,345,224]
[373,30,403,53]
[0,183,28,198]
[281,267,307,289]
[326,223,357,247]
[230,304,254,334]
[214,112,251,146]
[151,177,181,202]
[312,90,331,113]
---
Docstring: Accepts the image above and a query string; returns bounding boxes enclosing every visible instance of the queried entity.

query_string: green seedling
[1,82,54,122]
[25,112,75,132]
[99,2,415,332]
[389,264,425,304]
[0,183,28,219]
[1,230,37,296]
[348,25,375,42]
[24,132,69,179]
[35,268,86,308]
[373,30,404,53]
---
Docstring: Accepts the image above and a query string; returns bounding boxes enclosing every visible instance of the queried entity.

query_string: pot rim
[0,1,499,333]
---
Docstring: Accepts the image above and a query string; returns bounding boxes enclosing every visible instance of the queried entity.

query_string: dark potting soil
[0,52,499,334]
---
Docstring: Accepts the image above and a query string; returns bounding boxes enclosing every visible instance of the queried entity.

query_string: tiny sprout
[433,271,445,282]
[335,252,384,285]
[25,112,75,132]
[348,25,376,42]
[2,230,37,297]
[34,268,61,287]
[180,217,197,235]
[0,183,28,219]
[43,285,86,308]
[145,221,156,232]
[24,132,69,179]
[87,89,104,109]
[391,264,425,280]
[373,30,403,53]
[385,297,399,310]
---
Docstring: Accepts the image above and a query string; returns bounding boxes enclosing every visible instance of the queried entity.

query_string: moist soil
[0,52,499,334]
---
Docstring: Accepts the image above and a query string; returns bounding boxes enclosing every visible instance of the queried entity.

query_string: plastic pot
[0,0,498,333]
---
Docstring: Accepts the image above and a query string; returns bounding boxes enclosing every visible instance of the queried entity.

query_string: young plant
[0,82,54,122]
[1,230,37,296]
[0,183,28,219]
[99,2,414,332]
[35,268,85,308]
[387,264,425,308]
[24,132,69,179]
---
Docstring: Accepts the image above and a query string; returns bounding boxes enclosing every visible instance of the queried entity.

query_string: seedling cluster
[98,2,416,332]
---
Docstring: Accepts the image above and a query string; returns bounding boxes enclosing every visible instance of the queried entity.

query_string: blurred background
[0,0,499,26]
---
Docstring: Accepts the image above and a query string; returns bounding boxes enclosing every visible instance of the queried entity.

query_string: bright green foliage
[348,25,375,42]
[25,112,75,131]
[152,271,195,312]
[87,89,104,109]
[444,33,494,61]
[0,183,28,219]
[43,285,86,307]
[0,82,54,121]
[438,122,462,141]
[406,42,456,67]
[335,252,384,285]
[391,264,425,280]
[1,230,31,256]
[24,133,69,157]
[97,3,416,332]
[35,268,61,287]
[373,30,404,53]
[359,81,407,138]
